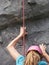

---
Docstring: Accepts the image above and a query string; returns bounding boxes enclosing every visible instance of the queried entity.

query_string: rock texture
[0,0,49,29]
[0,0,49,65]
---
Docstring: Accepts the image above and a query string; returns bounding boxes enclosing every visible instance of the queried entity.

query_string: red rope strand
[22,0,25,55]
[22,0,25,27]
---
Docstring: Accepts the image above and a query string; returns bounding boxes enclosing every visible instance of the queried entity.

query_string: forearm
[6,27,26,60]
[43,52,49,62]
[7,34,22,47]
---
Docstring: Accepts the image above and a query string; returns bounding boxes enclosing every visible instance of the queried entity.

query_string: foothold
[28,0,36,5]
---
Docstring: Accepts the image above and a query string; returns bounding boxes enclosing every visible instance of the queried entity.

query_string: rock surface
[0,0,49,65]
[0,0,49,29]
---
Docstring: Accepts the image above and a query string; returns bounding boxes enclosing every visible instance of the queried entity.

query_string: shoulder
[38,61,48,65]
[16,55,25,65]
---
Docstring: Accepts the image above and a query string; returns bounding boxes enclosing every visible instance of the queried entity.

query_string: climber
[6,27,49,65]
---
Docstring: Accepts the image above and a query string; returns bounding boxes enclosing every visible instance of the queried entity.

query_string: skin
[39,44,49,62]
[6,27,49,63]
[6,27,27,60]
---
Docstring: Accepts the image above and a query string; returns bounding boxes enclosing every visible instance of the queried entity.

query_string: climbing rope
[22,0,25,27]
[22,0,26,55]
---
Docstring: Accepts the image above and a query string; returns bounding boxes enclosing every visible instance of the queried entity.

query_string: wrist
[18,34,22,38]
[42,51,47,56]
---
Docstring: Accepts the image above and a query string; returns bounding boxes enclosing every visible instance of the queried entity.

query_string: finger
[25,27,26,29]
[42,44,43,46]
[39,44,41,47]
[41,44,44,46]
[44,45,46,49]
[43,44,46,47]
[20,27,22,29]
[25,32,28,34]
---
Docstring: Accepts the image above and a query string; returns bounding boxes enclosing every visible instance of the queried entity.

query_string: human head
[27,45,42,55]
[24,45,42,65]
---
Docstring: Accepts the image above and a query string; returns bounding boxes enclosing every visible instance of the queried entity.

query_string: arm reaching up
[39,44,49,62]
[6,27,27,60]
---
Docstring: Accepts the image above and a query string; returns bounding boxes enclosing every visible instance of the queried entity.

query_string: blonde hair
[24,51,41,65]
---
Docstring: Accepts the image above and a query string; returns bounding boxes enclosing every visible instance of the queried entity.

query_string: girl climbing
[6,27,49,65]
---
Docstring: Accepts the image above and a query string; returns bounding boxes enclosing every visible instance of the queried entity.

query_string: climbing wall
[0,0,49,65]
[0,18,49,65]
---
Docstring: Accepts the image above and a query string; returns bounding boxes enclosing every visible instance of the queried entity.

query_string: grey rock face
[0,18,49,65]
[0,46,15,65]
[0,0,49,17]
[0,0,49,65]
[0,0,49,29]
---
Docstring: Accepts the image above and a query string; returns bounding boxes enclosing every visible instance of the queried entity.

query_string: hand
[19,27,27,37]
[39,44,46,54]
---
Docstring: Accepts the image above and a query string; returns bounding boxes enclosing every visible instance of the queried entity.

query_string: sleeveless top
[16,55,48,65]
